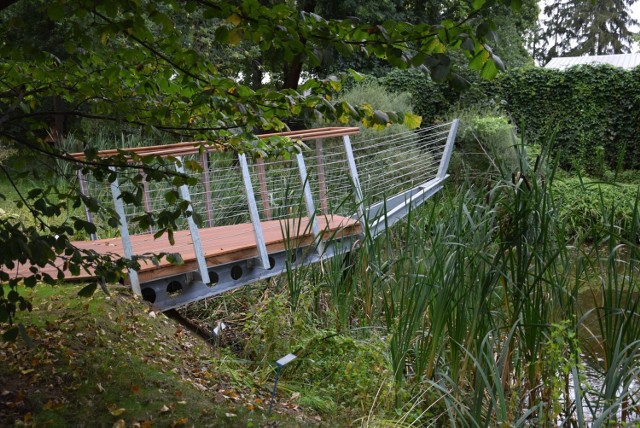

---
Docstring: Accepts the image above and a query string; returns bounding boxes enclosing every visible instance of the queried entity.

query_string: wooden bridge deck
[25,215,360,284]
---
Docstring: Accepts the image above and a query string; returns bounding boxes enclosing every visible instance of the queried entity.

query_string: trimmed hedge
[378,65,640,172]
[500,65,640,172]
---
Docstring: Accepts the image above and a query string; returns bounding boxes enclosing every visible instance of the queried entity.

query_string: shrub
[498,65,640,171]
[552,177,640,241]
[452,110,519,181]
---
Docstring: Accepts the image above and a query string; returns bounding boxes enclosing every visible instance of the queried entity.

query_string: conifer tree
[541,0,638,63]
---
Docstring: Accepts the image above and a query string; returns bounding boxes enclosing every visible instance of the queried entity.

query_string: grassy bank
[0,284,322,427]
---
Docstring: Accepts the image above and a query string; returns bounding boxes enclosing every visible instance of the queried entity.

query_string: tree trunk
[281,0,317,90]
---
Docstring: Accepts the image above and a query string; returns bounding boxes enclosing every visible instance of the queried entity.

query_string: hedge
[499,65,640,172]
[378,65,640,172]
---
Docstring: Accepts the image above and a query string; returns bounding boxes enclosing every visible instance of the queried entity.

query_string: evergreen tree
[540,0,639,64]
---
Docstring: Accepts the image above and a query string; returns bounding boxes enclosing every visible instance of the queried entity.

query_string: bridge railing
[70,121,458,300]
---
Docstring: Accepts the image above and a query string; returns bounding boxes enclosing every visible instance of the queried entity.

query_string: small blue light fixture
[268,353,297,414]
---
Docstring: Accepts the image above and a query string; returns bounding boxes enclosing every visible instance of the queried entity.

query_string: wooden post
[201,151,214,227]
[139,168,154,234]
[256,158,271,220]
[77,167,97,241]
[314,139,328,214]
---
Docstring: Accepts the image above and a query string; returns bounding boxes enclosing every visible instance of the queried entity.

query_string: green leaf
[2,327,19,342]
[166,253,184,265]
[77,283,98,297]
[373,110,390,125]
[508,0,522,11]
[47,4,65,20]
[347,69,365,82]
[402,113,422,129]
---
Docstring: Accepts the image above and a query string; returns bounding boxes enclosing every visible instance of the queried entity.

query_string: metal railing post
[77,167,97,241]
[437,119,459,179]
[175,157,211,284]
[238,153,271,269]
[342,135,365,222]
[109,168,140,295]
[296,152,324,255]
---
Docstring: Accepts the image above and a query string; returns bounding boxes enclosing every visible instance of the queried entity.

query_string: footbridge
[35,121,458,310]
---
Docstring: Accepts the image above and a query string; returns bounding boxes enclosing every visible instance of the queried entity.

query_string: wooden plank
[6,216,360,283]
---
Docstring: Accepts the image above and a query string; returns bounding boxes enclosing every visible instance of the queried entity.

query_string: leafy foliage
[498,65,640,171]
[0,0,517,321]
[553,177,640,241]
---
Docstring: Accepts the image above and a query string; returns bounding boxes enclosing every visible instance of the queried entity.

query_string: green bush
[452,111,519,181]
[552,177,640,241]
[498,65,640,171]
[379,69,452,124]
[375,65,640,172]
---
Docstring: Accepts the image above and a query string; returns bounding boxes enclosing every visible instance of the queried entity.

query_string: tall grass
[287,132,640,425]
[170,123,640,424]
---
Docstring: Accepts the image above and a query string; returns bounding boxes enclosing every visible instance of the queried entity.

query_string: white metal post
[296,152,324,255]
[437,119,459,179]
[238,153,271,269]
[109,169,141,295]
[175,157,211,284]
[342,135,365,223]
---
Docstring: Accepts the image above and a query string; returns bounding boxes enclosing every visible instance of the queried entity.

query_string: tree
[539,0,639,64]
[0,0,520,331]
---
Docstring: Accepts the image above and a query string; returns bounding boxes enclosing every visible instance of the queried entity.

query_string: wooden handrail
[70,126,360,160]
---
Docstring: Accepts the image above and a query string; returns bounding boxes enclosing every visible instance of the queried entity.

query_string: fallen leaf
[172,417,188,427]
[112,419,125,428]
[109,408,126,416]
[225,413,237,417]
[159,404,170,413]
[97,383,105,393]
[131,384,140,394]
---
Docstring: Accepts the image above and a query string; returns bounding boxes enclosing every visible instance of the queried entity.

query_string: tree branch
[0,0,19,12]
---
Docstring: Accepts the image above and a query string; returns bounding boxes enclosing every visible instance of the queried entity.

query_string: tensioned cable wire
[80,122,454,241]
